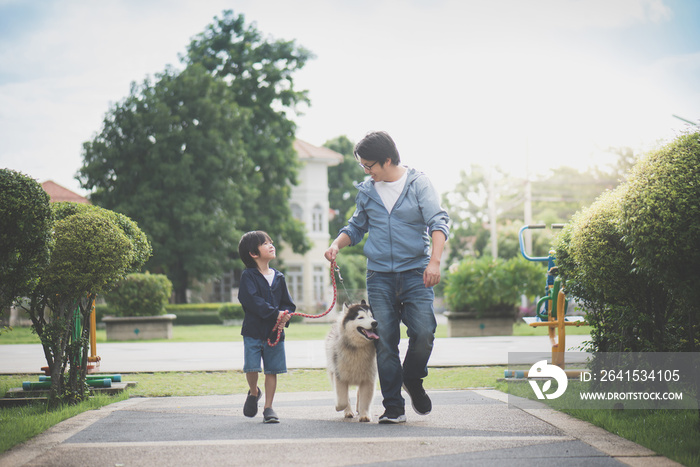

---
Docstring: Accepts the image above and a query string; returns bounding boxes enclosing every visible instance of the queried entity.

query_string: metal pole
[672,114,698,126]
[524,139,533,253]
[488,165,498,258]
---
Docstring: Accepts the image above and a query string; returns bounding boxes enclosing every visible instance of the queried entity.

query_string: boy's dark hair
[238,230,272,269]
[354,131,401,166]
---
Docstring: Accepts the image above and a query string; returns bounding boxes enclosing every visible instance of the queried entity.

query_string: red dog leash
[267,260,341,347]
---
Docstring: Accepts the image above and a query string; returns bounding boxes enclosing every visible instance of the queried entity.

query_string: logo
[528,360,568,399]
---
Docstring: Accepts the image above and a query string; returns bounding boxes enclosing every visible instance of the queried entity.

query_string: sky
[1,0,698,197]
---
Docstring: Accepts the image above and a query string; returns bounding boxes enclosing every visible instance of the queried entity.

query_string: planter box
[103,314,177,341]
[443,310,515,337]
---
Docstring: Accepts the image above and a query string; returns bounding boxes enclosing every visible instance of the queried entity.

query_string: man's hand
[324,244,339,262]
[423,260,441,287]
[325,233,351,262]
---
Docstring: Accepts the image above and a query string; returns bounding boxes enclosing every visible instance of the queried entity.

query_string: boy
[238,230,295,423]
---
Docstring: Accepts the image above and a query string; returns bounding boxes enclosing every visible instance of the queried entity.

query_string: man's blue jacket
[340,167,450,273]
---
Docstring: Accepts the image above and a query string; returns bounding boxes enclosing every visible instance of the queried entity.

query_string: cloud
[0,0,694,197]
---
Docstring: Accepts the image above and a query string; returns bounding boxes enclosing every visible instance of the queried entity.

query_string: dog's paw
[344,411,354,419]
[358,415,371,422]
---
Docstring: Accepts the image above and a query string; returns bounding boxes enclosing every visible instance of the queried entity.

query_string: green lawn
[495,379,700,467]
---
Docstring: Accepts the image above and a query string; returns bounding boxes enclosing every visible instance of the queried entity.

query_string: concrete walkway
[0,335,592,374]
[0,389,678,467]
[0,335,682,466]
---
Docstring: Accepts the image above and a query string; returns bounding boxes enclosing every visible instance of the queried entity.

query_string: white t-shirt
[263,270,275,286]
[375,169,408,213]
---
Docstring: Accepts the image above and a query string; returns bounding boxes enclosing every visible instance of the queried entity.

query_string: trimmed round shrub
[41,211,133,298]
[52,202,151,273]
[104,273,172,317]
[556,188,678,352]
[0,169,53,310]
[620,131,700,308]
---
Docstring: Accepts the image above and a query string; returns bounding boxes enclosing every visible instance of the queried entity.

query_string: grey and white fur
[325,300,379,422]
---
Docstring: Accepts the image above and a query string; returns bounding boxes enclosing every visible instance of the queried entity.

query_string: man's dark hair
[354,131,401,166]
[238,230,272,269]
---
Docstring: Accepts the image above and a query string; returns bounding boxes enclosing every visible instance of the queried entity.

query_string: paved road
[0,388,679,467]
[0,335,592,374]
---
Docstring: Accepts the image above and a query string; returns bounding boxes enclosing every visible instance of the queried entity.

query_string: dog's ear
[360,299,367,306]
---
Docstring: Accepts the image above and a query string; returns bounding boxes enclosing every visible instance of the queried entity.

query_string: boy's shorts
[243,336,287,374]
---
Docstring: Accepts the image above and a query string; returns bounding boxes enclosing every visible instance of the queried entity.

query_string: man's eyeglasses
[358,160,378,171]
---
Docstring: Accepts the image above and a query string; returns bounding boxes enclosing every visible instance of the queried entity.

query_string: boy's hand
[278,310,291,324]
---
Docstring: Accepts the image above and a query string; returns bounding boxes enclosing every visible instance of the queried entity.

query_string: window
[287,266,303,303]
[313,265,325,304]
[312,204,324,232]
[210,270,234,302]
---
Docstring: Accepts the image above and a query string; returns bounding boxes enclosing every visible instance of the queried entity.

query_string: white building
[280,140,343,314]
[204,139,344,314]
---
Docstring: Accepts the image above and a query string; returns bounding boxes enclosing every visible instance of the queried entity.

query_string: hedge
[96,302,233,325]
[103,273,172,317]
[165,303,227,325]
[556,189,678,352]
[556,131,699,353]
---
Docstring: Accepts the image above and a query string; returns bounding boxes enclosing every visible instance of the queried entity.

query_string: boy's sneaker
[403,379,432,415]
[243,387,262,417]
[263,407,279,424]
[378,407,406,424]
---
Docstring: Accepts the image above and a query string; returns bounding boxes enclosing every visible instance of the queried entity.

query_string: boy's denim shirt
[340,167,450,273]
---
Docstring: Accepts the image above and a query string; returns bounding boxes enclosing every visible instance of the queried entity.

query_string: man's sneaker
[378,407,406,424]
[243,387,262,417]
[263,407,279,424]
[403,379,432,415]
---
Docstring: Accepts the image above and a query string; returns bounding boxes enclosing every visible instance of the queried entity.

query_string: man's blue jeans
[367,268,437,410]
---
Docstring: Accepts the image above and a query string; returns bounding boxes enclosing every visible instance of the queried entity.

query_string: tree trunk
[174,287,187,304]
[173,270,189,304]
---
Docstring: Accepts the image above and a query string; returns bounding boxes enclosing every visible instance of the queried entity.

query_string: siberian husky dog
[325,300,379,422]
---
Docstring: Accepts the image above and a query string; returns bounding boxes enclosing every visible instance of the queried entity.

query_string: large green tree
[80,64,247,302]
[443,161,625,264]
[184,9,312,256]
[323,135,368,300]
[79,11,312,302]
[442,164,523,262]
[324,135,365,237]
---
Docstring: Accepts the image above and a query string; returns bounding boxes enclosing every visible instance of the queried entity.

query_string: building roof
[293,139,344,166]
[41,180,90,204]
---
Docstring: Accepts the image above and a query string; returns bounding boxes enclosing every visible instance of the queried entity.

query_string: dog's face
[342,300,379,342]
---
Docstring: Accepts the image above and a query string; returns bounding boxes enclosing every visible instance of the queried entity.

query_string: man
[325,131,449,423]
